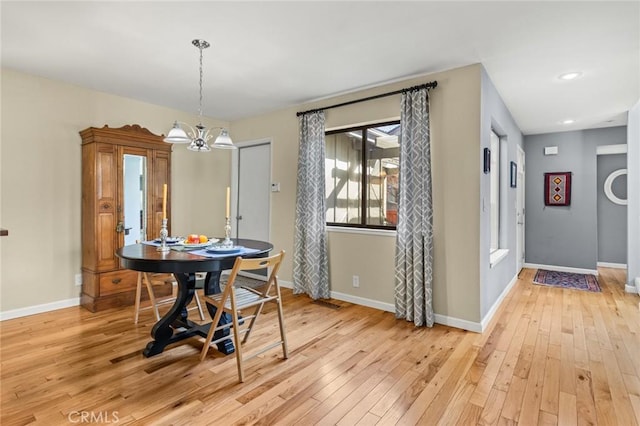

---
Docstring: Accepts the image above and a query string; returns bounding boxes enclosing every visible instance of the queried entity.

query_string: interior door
[235,142,271,241]
[233,140,271,278]
[516,146,526,272]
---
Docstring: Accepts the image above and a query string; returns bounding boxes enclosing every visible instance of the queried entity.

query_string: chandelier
[164,39,235,151]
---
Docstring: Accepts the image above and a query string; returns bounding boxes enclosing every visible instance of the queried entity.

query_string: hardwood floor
[1,268,639,425]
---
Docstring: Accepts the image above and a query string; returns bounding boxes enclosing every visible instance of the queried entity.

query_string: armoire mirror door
[123,153,147,246]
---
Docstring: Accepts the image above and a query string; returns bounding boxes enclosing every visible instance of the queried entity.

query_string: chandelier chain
[198,44,204,121]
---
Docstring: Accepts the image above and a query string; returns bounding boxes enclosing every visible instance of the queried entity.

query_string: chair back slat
[226,251,285,296]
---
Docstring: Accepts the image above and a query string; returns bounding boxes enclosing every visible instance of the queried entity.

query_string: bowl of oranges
[178,234,217,248]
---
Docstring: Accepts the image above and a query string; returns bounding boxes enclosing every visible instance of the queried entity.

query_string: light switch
[271,182,281,192]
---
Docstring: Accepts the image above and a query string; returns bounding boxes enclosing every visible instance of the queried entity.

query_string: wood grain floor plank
[623,373,640,424]
[559,331,576,395]
[589,359,618,425]
[540,356,560,415]
[336,360,413,426]
[575,367,598,426]
[600,347,638,426]
[557,391,577,426]
[517,330,549,426]
[435,379,475,426]
[478,387,507,426]
[501,375,528,422]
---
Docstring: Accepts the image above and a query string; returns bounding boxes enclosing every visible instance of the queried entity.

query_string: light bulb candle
[162,184,168,220]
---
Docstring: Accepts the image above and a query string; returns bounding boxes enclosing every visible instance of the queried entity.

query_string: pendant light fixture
[164,39,235,151]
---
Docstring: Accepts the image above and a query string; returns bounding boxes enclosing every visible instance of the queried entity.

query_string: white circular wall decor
[604,168,627,205]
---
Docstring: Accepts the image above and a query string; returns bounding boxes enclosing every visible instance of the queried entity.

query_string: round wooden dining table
[116,238,273,357]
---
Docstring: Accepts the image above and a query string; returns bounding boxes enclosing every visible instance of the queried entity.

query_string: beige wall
[231,64,482,322]
[0,69,230,311]
[2,64,483,324]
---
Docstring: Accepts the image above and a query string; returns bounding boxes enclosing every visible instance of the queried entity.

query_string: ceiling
[1,1,638,135]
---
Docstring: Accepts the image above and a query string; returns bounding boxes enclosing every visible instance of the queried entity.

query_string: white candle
[162,184,167,220]
[226,187,230,218]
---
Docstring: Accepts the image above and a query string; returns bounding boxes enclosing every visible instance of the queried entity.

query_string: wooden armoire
[80,124,172,312]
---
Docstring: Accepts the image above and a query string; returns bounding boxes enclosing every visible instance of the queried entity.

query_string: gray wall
[479,67,523,319]
[597,154,627,264]
[628,101,640,289]
[524,126,627,271]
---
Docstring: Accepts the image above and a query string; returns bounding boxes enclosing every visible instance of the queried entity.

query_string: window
[325,121,400,229]
[490,130,501,252]
[489,129,509,268]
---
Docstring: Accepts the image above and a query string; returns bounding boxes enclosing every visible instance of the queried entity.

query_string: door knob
[116,221,125,233]
[237,215,243,220]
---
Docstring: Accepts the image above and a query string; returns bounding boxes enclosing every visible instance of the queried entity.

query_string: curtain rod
[296,81,437,117]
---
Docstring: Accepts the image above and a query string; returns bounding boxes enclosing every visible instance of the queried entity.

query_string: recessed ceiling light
[562,119,575,125]
[559,72,582,81]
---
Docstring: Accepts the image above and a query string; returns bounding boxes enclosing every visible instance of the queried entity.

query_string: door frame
[231,138,272,281]
[230,137,272,242]
[516,145,526,272]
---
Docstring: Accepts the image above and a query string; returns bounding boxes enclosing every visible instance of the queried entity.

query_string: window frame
[489,128,510,268]
[490,129,501,253]
[325,120,401,230]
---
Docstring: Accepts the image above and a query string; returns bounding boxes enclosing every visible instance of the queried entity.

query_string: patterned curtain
[394,88,434,327]
[293,111,330,300]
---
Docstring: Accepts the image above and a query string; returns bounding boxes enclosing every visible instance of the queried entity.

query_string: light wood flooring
[1,268,639,425]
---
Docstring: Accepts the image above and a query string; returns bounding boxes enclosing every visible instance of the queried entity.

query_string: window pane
[325,131,361,224]
[366,125,400,226]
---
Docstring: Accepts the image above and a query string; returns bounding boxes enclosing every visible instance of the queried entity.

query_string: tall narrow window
[490,130,501,252]
[325,121,400,229]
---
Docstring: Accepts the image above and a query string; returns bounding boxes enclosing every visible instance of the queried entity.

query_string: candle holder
[157,218,170,252]
[222,217,233,248]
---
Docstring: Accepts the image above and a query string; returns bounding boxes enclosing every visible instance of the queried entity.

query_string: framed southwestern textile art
[544,172,571,206]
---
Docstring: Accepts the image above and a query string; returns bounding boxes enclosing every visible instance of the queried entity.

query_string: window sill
[490,249,509,268]
[327,226,396,237]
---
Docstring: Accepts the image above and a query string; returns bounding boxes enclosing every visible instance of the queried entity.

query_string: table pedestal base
[143,271,235,357]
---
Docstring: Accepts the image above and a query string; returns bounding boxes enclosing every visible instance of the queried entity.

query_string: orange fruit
[199,235,208,243]
[188,234,199,243]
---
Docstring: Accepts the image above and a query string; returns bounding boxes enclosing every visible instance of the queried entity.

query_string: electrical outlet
[75,274,83,286]
[352,275,359,288]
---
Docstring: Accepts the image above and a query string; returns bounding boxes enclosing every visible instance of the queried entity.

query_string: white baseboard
[0,297,80,321]
[480,273,519,332]
[282,279,484,332]
[331,290,486,332]
[329,291,394,313]
[279,279,293,289]
[597,262,627,269]
[523,263,598,276]
[281,279,395,312]
[625,284,639,294]
[433,314,482,333]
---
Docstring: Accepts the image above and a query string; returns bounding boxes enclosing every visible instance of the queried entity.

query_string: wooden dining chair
[134,272,205,324]
[199,250,288,382]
